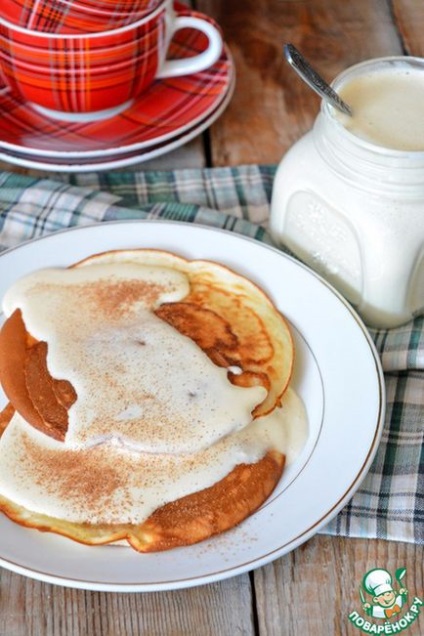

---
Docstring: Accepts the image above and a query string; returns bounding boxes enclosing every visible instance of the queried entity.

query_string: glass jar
[270,56,424,329]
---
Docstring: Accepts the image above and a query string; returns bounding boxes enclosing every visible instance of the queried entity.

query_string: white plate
[0,221,385,591]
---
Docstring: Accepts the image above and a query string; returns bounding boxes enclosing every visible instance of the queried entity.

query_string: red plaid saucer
[0,10,233,158]
[0,71,235,172]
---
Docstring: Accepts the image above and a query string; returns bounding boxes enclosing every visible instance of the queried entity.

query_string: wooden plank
[254,535,424,636]
[0,568,254,636]
[198,0,403,165]
[392,0,424,55]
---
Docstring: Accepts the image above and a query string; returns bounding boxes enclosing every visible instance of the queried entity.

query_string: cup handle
[156,15,223,79]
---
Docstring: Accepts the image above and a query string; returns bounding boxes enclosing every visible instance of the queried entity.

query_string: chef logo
[348,567,423,634]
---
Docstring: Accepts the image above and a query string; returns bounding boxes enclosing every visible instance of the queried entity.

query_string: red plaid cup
[2,0,163,33]
[0,1,223,121]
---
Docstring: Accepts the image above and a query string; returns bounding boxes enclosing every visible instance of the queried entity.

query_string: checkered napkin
[0,165,422,545]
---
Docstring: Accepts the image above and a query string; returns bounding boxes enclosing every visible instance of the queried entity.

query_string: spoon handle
[284,43,352,116]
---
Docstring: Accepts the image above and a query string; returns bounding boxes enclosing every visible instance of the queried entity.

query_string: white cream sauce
[0,262,308,525]
[0,389,307,524]
[2,264,266,453]
[335,64,424,150]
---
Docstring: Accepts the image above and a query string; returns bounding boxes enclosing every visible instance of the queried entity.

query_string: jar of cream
[270,56,424,328]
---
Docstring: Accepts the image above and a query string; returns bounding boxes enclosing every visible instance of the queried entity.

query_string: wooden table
[0,1,423,634]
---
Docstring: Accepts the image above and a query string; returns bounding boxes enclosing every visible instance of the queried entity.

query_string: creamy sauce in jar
[335,64,424,150]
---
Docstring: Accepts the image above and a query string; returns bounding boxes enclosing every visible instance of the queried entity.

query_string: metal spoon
[284,43,352,116]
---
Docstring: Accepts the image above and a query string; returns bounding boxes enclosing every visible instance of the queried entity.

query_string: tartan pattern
[0,16,230,154]
[0,165,422,545]
[0,10,166,113]
[0,77,234,171]
[2,0,162,33]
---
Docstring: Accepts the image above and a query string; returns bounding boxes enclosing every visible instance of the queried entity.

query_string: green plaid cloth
[0,166,422,545]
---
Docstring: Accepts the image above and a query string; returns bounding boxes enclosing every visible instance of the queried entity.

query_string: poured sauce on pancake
[0,389,306,525]
[2,264,266,453]
[0,253,308,539]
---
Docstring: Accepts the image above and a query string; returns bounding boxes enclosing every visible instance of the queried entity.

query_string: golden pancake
[0,250,293,440]
[0,446,284,552]
[75,249,294,418]
[0,402,14,437]
[0,249,298,552]
[0,309,76,441]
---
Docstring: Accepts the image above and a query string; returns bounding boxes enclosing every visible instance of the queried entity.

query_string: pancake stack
[0,249,300,552]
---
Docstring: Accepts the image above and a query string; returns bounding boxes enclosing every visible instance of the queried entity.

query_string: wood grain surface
[0,1,423,635]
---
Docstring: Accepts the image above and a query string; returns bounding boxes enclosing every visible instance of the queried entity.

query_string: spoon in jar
[284,43,353,116]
